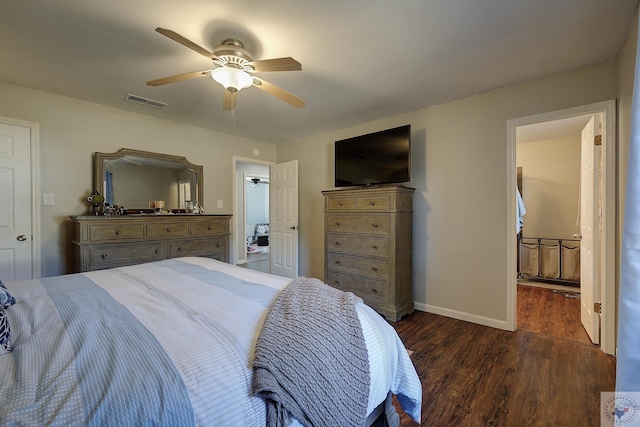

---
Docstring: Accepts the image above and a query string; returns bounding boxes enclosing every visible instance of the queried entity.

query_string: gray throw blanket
[253,277,370,427]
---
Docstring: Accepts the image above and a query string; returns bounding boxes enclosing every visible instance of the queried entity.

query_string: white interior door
[269,160,298,278]
[0,123,33,281]
[580,115,600,344]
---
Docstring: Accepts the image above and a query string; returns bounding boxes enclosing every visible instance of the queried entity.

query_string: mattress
[0,257,421,426]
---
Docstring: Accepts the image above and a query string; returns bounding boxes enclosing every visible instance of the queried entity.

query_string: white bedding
[0,257,421,426]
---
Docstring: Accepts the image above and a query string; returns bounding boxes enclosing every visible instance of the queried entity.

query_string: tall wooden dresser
[322,185,414,321]
[71,214,231,272]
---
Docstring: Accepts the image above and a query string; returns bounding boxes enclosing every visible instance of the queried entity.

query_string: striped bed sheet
[0,257,421,426]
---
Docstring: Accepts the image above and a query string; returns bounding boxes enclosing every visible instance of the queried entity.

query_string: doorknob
[288,225,299,230]
[16,235,27,242]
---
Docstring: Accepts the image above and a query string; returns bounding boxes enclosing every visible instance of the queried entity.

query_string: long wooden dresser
[71,214,231,272]
[322,185,414,321]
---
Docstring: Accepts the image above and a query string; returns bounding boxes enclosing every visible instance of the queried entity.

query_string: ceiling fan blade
[249,57,302,72]
[146,70,211,86]
[252,77,305,108]
[223,90,236,110]
[155,27,217,60]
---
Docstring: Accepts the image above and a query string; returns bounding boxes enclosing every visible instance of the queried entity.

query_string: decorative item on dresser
[70,214,231,272]
[322,185,415,321]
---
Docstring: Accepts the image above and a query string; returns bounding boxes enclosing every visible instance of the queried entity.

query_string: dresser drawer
[326,214,390,235]
[89,242,168,266]
[327,234,389,257]
[87,223,145,242]
[355,194,392,210]
[147,222,189,238]
[326,271,389,302]
[327,253,389,279]
[326,197,356,210]
[169,237,227,257]
[190,219,228,235]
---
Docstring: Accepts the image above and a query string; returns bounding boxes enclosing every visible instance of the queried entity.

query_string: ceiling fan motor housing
[213,39,255,72]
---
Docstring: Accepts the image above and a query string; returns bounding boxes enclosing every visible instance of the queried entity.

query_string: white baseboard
[414,302,510,331]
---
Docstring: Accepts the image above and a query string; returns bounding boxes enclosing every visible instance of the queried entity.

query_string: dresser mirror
[94,148,203,212]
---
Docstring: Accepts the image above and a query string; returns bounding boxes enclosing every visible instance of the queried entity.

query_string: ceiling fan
[147,28,305,110]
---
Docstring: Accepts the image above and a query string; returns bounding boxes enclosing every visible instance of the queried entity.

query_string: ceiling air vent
[124,93,168,109]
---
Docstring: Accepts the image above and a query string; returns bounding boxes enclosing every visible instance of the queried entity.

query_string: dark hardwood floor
[517,284,593,345]
[390,286,616,426]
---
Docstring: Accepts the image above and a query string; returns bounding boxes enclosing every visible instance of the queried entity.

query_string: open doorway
[507,100,617,355]
[234,160,271,273]
[245,175,270,272]
[515,113,596,346]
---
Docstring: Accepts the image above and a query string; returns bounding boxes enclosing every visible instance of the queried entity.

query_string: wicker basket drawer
[326,271,389,302]
[169,237,226,257]
[326,214,390,235]
[327,234,389,257]
[90,242,167,266]
[190,219,228,235]
[87,223,144,242]
[147,222,189,238]
[327,253,389,279]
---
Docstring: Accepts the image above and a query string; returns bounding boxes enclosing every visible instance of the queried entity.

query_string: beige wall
[278,59,622,327]
[517,136,581,239]
[0,82,276,277]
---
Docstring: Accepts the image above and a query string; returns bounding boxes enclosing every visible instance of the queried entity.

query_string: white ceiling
[517,114,595,144]
[0,0,637,144]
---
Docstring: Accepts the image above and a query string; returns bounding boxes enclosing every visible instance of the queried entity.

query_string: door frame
[506,99,616,355]
[0,116,41,279]
[231,156,274,265]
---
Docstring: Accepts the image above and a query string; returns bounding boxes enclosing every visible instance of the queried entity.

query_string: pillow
[0,280,16,308]
[0,305,12,354]
[256,224,269,234]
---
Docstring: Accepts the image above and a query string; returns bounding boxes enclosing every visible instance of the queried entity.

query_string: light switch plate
[43,193,54,206]
[217,200,223,209]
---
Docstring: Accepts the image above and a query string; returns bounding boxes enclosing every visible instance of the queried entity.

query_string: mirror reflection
[94,148,203,212]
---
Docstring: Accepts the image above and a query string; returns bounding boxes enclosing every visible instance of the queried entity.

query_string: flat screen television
[334,124,411,187]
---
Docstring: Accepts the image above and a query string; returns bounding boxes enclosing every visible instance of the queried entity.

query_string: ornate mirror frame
[94,148,204,211]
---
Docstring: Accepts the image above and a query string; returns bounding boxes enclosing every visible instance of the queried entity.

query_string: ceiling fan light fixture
[211,67,253,93]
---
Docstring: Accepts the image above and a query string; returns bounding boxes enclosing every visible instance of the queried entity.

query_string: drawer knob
[115,230,121,235]
[372,266,378,272]
[335,260,341,265]
[177,246,183,251]
[335,222,340,226]
[166,228,171,232]
[372,223,378,228]
[101,253,108,259]
[155,249,160,254]
[335,241,340,246]
[371,288,377,293]
[208,226,212,230]
[216,243,220,248]
[339,202,343,206]
[370,201,375,206]
[334,280,341,286]
[372,245,378,250]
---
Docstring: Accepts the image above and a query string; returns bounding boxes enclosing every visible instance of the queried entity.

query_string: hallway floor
[517,283,594,346]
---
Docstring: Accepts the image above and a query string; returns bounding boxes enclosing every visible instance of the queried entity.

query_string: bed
[0,257,421,426]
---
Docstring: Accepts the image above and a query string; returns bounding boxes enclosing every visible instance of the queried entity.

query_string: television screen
[334,124,411,187]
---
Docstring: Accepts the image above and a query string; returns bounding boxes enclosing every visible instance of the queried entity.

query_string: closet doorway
[507,100,616,354]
